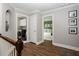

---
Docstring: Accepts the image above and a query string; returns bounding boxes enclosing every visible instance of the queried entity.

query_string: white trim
[42,4,78,15]
[42,14,54,42]
[23,40,31,43]
[29,10,41,15]
[7,46,15,56]
[36,40,44,45]
[23,41,27,43]
[53,42,79,51]
[15,12,29,42]
[26,15,30,42]
[27,40,44,45]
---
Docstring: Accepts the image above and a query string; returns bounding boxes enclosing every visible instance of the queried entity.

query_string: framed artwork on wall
[68,10,77,18]
[69,27,77,34]
[68,18,77,26]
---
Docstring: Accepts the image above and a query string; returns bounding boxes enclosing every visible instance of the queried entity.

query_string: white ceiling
[10,3,74,13]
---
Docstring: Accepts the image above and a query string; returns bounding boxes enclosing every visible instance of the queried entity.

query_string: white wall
[0,3,30,55]
[0,3,3,55]
[30,14,37,43]
[29,13,42,44]
[43,4,79,51]
[0,3,16,55]
[1,3,16,39]
[37,14,42,42]
[0,4,2,33]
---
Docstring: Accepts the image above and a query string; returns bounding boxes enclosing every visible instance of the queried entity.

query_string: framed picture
[68,18,77,26]
[69,27,77,34]
[68,10,77,18]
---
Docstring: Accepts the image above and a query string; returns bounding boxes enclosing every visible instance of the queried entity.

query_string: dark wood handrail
[0,34,23,56]
[0,34,16,45]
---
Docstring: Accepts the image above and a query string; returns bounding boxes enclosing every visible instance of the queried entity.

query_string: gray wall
[53,4,79,47]
[2,3,16,39]
[0,3,16,55]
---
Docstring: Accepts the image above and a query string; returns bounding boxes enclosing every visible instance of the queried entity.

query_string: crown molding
[29,9,42,15]
[9,3,79,16]
[41,4,78,15]
[15,8,30,16]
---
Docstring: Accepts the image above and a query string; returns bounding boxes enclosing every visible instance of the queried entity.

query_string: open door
[42,15,54,44]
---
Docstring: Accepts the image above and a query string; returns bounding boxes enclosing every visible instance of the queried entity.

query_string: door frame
[16,13,29,43]
[42,14,54,44]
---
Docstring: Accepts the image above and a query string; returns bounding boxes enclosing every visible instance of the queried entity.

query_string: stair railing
[0,34,23,56]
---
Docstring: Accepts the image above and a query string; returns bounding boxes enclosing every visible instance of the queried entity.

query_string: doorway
[42,15,53,43]
[17,16,27,43]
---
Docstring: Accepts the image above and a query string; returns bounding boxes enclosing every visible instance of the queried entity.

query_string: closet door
[30,15,37,43]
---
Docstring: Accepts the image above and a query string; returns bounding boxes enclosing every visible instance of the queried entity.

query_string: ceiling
[10,3,74,13]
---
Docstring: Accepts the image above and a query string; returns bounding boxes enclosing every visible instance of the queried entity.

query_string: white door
[30,15,37,43]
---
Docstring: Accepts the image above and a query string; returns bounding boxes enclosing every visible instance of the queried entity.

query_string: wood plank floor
[22,40,79,56]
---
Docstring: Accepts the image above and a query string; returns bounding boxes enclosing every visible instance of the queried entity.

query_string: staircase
[0,34,23,56]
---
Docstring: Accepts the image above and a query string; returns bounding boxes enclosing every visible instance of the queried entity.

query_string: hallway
[22,40,79,56]
[0,3,79,56]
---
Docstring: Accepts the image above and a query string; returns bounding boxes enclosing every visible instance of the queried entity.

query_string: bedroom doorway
[42,15,53,43]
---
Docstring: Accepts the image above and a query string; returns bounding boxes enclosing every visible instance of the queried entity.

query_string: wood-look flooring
[22,40,79,56]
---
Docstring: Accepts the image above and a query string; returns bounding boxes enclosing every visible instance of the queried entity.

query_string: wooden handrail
[0,34,16,46]
[0,34,23,56]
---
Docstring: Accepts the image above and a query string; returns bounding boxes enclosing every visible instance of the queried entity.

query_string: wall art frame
[68,10,77,18]
[68,18,77,26]
[69,27,77,34]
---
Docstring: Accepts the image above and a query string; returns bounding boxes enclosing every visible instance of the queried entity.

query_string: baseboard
[36,40,44,45]
[53,42,79,51]
[26,40,44,45]
[23,40,30,43]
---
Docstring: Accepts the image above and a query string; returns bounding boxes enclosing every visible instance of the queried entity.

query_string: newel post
[16,36,23,56]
